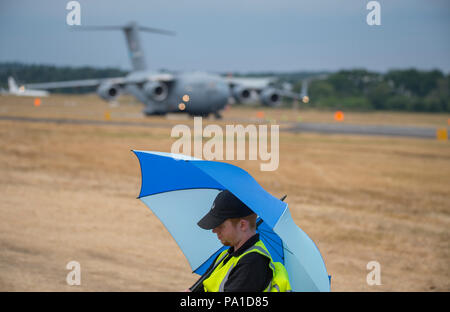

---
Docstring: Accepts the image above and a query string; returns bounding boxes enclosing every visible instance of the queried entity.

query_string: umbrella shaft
[190,253,229,292]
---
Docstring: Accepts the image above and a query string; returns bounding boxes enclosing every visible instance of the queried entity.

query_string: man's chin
[221,240,231,246]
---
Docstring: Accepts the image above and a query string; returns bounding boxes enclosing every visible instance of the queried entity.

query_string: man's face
[212,219,239,247]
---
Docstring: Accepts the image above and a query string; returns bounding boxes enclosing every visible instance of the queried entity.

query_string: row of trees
[293,69,450,112]
[1,63,449,112]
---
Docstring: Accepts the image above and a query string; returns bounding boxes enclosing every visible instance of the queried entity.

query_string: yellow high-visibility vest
[203,240,292,292]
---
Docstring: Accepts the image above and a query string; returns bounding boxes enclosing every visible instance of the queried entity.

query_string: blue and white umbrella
[133,150,330,292]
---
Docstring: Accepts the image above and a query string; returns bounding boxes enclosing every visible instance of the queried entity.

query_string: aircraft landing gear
[143,110,167,117]
[189,113,209,118]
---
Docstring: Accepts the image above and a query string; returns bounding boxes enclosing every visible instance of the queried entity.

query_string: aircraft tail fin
[300,79,308,98]
[75,21,175,71]
[8,77,18,92]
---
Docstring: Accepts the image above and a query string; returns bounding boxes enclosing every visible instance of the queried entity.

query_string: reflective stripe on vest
[203,240,291,292]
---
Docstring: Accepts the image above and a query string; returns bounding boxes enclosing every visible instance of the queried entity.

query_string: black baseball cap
[197,190,254,230]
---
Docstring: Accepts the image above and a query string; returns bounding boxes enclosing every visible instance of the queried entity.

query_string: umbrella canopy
[133,150,330,292]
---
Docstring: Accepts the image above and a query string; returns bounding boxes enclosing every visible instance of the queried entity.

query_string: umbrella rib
[258,229,294,255]
[258,229,284,248]
[258,229,288,260]
[260,235,285,261]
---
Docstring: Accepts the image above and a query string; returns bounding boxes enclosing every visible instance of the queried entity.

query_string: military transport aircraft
[23,21,307,118]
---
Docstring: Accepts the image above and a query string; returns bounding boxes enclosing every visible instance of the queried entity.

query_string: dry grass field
[0,94,449,291]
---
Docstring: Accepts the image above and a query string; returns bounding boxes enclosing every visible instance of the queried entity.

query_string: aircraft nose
[211,91,229,111]
[201,82,228,111]
[213,82,230,110]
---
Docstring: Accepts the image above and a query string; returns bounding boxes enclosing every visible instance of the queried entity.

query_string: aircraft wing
[24,73,175,90]
[24,77,127,90]
[276,89,303,101]
[125,72,175,84]
[270,87,309,103]
[226,76,308,106]
[225,76,276,89]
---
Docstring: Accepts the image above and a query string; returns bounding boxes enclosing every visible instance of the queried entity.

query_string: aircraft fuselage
[124,71,229,116]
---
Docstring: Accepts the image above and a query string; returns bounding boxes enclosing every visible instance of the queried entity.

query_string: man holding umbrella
[188,190,291,292]
[134,150,330,292]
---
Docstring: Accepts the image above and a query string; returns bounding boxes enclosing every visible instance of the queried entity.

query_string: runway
[284,122,441,139]
[0,115,445,140]
[1,105,449,292]
[0,115,171,129]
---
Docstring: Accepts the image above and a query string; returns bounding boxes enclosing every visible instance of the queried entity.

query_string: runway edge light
[436,128,448,141]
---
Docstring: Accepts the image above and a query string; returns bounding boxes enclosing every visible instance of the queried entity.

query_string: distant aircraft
[1,77,49,97]
[23,21,306,118]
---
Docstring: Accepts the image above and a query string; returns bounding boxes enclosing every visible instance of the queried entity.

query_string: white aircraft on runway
[1,77,49,97]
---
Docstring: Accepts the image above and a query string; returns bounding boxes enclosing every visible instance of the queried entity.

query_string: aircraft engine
[260,88,281,107]
[97,83,121,101]
[143,81,169,102]
[232,86,252,103]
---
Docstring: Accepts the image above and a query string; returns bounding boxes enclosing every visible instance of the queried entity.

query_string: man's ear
[240,219,249,231]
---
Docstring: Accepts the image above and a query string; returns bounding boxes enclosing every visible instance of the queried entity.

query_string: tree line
[1,62,448,112]
[293,69,449,112]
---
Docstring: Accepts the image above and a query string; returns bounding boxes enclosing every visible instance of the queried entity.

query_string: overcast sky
[0,0,449,73]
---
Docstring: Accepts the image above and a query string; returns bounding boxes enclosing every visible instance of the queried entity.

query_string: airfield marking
[284,122,442,139]
[0,115,172,129]
[0,115,446,140]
